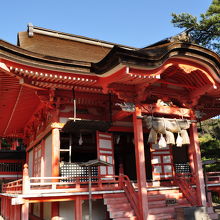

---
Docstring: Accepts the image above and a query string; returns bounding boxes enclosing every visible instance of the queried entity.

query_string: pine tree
[171,0,220,53]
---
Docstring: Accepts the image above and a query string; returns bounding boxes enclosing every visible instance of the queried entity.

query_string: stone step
[164,192,184,200]
[149,206,175,215]
[103,193,125,198]
[148,194,166,201]
[207,207,219,220]
[104,197,127,205]
[148,212,174,220]
[148,189,181,196]
[107,203,132,212]
[110,210,135,219]
[148,200,166,209]
[208,212,219,220]
[177,198,190,205]
[113,217,137,220]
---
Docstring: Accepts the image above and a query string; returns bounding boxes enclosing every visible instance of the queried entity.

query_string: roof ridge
[27,23,137,50]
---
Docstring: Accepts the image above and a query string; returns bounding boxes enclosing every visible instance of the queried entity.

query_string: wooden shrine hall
[1,24,220,220]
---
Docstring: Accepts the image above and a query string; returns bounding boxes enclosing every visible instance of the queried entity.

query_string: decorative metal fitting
[115,102,135,112]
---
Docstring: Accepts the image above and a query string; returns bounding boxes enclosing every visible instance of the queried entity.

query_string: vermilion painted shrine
[0,24,220,219]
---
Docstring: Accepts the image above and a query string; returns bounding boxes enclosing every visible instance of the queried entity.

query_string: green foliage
[198,119,220,171]
[171,0,220,53]
[212,192,220,203]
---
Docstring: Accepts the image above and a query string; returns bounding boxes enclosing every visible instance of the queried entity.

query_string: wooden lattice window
[60,162,98,182]
[175,163,191,173]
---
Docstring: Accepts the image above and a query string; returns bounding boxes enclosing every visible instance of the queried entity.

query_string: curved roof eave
[1,38,220,82]
[0,39,93,74]
[91,42,220,79]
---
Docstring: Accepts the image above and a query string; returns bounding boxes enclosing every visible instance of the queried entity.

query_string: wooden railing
[2,175,124,194]
[2,179,23,194]
[2,173,140,219]
[174,173,198,206]
[120,175,140,220]
[206,172,220,185]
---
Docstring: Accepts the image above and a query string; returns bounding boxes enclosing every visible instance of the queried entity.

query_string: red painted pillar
[7,198,10,220]
[9,199,13,220]
[21,202,29,220]
[9,198,12,220]
[40,202,44,219]
[1,197,3,217]
[51,202,59,220]
[75,197,82,220]
[189,119,207,207]
[3,197,6,218]
[51,123,62,220]
[18,205,22,220]
[14,205,20,220]
[51,123,61,179]
[133,106,148,220]
[2,197,5,218]
[5,198,7,219]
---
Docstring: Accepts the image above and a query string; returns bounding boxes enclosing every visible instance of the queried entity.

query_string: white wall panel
[45,133,52,177]
[28,150,33,177]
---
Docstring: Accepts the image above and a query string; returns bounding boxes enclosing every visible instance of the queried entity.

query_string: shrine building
[1,24,220,220]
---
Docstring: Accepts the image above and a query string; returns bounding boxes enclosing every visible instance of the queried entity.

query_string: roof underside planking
[0,25,220,137]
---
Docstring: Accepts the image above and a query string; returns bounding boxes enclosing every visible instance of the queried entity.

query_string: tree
[198,119,220,171]
[171,0,220,53]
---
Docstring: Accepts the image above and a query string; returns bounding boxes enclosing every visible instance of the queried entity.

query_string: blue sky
[1,0,212,48]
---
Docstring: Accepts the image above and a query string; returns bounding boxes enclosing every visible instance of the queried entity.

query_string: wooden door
[151,144,174,180]
[97,131,114,178]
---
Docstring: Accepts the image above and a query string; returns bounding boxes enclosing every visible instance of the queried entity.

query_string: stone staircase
[104,189,219,220]
[104,193,137,220]
[104,189,189,220]
[148,189,190,220]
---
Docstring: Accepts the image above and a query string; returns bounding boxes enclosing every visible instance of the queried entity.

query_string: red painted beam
[141,104,191,117]
[112,110,132,121]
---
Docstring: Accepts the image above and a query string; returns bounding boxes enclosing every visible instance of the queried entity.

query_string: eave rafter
[0,59,101,91]
[1,52,220,115]
[8,66,98,89]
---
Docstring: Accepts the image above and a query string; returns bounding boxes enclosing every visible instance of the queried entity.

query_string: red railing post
[118,175,124,188]
[122,175,140,220]
[22,163,30,194]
